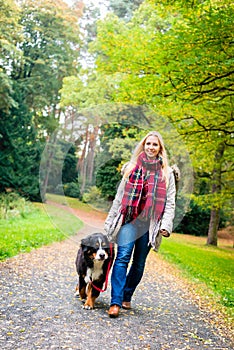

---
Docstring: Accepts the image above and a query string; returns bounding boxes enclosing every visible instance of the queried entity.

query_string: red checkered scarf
[121,152,167,224]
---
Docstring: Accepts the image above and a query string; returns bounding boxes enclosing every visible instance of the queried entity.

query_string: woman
[104,131,176,318]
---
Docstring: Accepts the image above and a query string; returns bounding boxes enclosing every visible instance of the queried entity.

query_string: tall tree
[0,0,21,112]
[90,0,233,244]
[0,0,84,200]
[15,0,83,132]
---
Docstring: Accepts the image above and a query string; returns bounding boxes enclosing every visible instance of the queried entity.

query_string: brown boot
[122,301,131,310]
[108,305,120,318]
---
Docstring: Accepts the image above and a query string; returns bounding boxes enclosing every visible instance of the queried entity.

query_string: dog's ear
[81,236,91,247]
[81,243,89,253]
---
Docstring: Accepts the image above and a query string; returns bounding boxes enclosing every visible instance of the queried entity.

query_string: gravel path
[0,212,233,350]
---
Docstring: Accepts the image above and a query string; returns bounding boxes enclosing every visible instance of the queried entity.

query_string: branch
[199,71,234,86]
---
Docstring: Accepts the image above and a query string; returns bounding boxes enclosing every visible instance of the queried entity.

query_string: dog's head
[81,233,111,261]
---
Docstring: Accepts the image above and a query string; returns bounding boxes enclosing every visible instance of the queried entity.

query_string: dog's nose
[99,254,105,260]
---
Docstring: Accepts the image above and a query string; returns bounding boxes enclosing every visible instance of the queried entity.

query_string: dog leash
[91,243,114,293]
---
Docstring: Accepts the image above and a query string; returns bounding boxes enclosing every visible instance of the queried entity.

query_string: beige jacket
[104,167,176,251]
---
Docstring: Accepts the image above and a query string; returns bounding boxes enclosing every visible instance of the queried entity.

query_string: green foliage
[63,182,81,199]
[82,186,108,210]
[92,122,144,202]
[108,0,144,21]
[0,107,43,201]
[0,192,33,219]
[45,140,79,192]
[175,199,211,236]
[90,0,233,242]
[82,186,102,203]
[96,158,122,200]
[0,0,83,202]
[0,0,22,112]
[0,72,17,112]
[62,143,79,184]
[159,234,234,310]
[41,138,80,201]
[15,0,82,114]
[98,122,142,162]
[176,196,228,236]
[54,182,81,198]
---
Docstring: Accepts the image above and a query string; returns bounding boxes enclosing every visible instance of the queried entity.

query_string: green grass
[159,234,234,312]
[46,193,103,212]
[0,202,83,260]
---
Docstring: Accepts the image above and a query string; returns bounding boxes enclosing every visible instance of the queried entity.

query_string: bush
[175,199,227,236]
[82,186,101,202]
[63,182,81,199]
[53,182,81,198]
[82,186,108,211]
[0,192,32,219]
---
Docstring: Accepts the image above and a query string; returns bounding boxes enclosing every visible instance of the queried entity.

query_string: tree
[15,0,83,130]
[108,0,144,21]
[0,1,40,200]
[153,0,234,245]
[60,69,153,193]
[0,0,22,112]
[0,103,43,201]
[96,158,122,200]
[0,0,84,200]
[90,0,233,244]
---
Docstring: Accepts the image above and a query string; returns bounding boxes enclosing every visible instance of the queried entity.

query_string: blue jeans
[110,219,151,307]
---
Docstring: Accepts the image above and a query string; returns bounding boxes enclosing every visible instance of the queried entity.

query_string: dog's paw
[74,290,80,297]
[84,276,91,284]
[83,304,94,310]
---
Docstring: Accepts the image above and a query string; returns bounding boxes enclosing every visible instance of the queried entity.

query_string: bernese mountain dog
[75,232,114,309]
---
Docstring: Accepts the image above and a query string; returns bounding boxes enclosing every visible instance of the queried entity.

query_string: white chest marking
[85,260,104,283]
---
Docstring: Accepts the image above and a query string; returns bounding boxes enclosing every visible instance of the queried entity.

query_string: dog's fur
[75,232,114,309]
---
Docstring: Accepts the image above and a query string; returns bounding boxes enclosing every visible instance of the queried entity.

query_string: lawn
[46,193,104,212]
[0,202,83,260]
[159,233,234,313]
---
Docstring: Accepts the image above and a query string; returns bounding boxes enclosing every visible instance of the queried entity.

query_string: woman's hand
[160,229,170,237]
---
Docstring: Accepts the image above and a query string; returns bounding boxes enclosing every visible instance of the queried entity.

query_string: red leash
[91,243,114,293]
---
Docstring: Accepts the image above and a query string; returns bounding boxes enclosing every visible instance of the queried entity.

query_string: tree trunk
[86,125,99,184]
[207,208,220,245]
[206,142,225,246]
[77,126,89,194]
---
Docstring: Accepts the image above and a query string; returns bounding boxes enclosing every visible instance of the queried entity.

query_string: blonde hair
[124,131,169,185]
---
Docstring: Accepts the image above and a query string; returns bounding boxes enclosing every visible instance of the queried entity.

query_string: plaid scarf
[121,152,167,224]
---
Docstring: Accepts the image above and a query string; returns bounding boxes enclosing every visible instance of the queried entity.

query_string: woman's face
[144,135,161,159]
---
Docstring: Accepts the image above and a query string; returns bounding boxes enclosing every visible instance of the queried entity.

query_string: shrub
[63,182,81,199]
[175,199,227,236]
[0,192,32,219]
[82,186,108,210]
[82,186,102,203]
